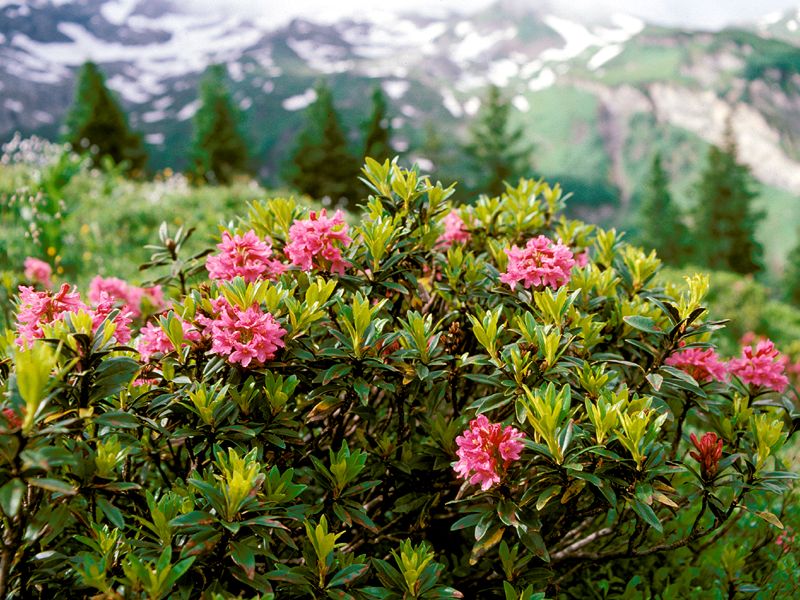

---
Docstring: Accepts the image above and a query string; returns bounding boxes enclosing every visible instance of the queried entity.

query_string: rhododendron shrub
[0,160,798,599]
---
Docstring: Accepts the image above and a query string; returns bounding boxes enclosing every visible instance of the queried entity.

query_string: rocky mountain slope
[2,0,800,268]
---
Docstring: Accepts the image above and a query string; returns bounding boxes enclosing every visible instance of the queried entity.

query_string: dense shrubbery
[0,159,798,598]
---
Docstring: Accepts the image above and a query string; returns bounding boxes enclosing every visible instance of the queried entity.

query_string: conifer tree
[64,61,147,174]
[286,83,361,204]
[783,230,800,305]
[692,122,763,274]
[362,86,393,162]
[189,64,250,185]
[637,153,689,265]
[464,85,532,196]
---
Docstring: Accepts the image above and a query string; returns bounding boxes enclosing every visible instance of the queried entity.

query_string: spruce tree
[362,86,393,162]
[189,64,250,185]
[464,85,532,196]
[784,229,800,305]
[692,122,763,274]
[637,153,689,265]
[286,83,361,204]
[64,61,147,174]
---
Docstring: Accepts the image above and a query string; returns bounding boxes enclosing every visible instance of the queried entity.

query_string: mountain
[2,0,800,271]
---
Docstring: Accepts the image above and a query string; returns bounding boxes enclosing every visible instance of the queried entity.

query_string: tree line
[62,61,529,199]
[63,61,795,293]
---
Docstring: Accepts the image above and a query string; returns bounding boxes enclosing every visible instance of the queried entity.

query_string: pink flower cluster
[198,297,286,368]
[15,284,132,346]
[24,257,52,288]
[89,276,164,318]
[728,340,789,393]
[665,345,727,383]
[500,235,575,290]
[137,318,201,362]
[285,209,351,275]
[206,230,287,282]
[436,210,470,248]
[453,415,525,491]
[689,432,723,479]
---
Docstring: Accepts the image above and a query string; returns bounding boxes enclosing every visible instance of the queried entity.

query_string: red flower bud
[689,432,723,479]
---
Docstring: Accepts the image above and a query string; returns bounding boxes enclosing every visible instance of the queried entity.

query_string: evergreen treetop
[464,85,532,197]
[637,152,689,265]
[189,64,250,185]
[285,82,361,205]
[692,122,763,274]
[64,61,147,175]
[362,86,393,163]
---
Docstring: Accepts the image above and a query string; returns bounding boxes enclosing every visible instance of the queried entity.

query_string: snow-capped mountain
[2,0,800,266]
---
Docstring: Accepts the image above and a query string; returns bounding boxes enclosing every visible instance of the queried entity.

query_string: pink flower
[574,251,589,268]
[453,415,525,491]
[665,344,727,383]
[91,292,133,345]
[15,284,85,345]
[89,277,165,318]
[23,257,52,288]
[500,235,575,290]
[285,209,351,275]
[728,340,789,393]
[206,230,287,282]
[137,318,201,362]
[436,210,470,248]
[199,297,286,368]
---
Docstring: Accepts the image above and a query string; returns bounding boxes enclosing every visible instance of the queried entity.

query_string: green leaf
[97,497,125,529]
[536,485,562,511]
[28,478,76,496]
[754,510,784,529]
[328,564,369,588]
[0,478,25,518]
[623,315,663,335]
[631,499,662,533]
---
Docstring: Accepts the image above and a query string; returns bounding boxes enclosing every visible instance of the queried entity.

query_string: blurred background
[3,0,800,345]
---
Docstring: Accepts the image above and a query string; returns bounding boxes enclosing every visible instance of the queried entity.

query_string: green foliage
[63,61,147,175]
[0,161,797,598]
[783,228,800,306]
[692,123,764,274]
[362,87,394,163]
[637,153,690,265]
[190,64,251,185]
[285,82,362,206]
[464,85,533,197]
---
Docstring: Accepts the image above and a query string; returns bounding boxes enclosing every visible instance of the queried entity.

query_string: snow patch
[512,95,530,112]
[4,99,23,112]
[100,0,139,26]
[239,97,252,110]
[177,100,201,121]
[383,80,409,99]
[528,67,556,91]
[282,88,317,111]
[145,133,165,145]
[262,81,275,93]
[463,96,481,116]
[451,26,516,64]
[788,20,798,32]
[142,110,166,123]
[588,45,622,71]
[441,90,462,117]
[488,58,519,87]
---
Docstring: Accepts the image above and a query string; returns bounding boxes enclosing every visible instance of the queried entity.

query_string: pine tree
[286,83,361,204]
[692,122,763,274]
[362,86,393,162]
[637,153,689,265]
[784,229,800,305]
[464,85,532,196]
[189,64,250,185]
[64,61,147,174]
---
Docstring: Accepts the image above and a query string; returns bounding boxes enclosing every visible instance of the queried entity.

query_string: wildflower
[436,210,470,248]
[137,318,200,362]
[665,344,727,383]
[2,407,23,430]
[500,235,575,290]
[87,292,134,345]
[453,415,525,491]
[88,276,163,318]
[199,297,286,368]
[689,432,723,479]
[776,529,795,554]
[574,250,590,268]
[728,340,789,393]
[206,230,286,282]
[15,284,85,345]
[23,257,52,288]
[285,209,351,275]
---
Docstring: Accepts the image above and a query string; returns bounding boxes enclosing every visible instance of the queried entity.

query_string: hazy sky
[180,0,800,29]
